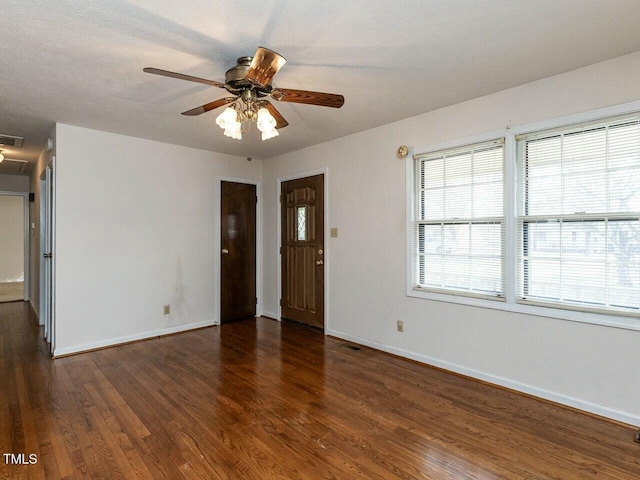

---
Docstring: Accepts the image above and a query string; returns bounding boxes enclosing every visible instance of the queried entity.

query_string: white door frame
[39,158,56,353]
[216,176,262,324]
[276,167,329,332]
[38,174,46,326]
[0,190,29,302]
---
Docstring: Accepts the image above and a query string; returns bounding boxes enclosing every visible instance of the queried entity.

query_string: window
[411,110,640,324]
[413,139,505,299]
[517,116,640,315]
[297,206,307,241]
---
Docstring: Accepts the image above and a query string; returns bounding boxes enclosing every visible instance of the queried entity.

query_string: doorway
[280,174,325,329]
[220,180,257,323]
[0,192,28,303]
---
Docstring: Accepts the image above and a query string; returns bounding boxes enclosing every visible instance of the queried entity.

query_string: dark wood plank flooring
[1,301,639,479]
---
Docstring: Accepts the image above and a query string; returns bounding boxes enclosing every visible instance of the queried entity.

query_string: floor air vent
[341,343,361,351]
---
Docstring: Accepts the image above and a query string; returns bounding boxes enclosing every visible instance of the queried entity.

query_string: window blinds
[413,139,505,298]
[517,116,640,314]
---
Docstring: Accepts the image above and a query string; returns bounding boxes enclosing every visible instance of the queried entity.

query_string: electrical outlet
[397,320,404,332]
[163,304,170,315]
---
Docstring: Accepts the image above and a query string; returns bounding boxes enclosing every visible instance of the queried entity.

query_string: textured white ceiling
[2,0,640,168]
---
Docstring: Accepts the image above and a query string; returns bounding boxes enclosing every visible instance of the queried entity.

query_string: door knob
[316,260,323,265]
[221,249,229,254]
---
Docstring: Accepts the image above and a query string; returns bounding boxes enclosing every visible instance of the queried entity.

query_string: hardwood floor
[1,301,639,479]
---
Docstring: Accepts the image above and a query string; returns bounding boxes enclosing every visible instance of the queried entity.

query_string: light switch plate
[330,227,338,238]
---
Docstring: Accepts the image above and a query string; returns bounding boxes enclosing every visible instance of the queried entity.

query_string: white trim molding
[53,320,217,357]
[327,328,639,427]
[260,310,280,320]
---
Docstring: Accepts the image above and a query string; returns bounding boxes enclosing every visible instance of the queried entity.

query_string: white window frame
[407,100,640,332]
[411,137,507,301]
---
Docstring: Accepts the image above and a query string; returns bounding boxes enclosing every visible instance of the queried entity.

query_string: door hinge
[279,299,283,306]
[279,194,282,203]
[279,246,282,254]
[256,297,258,305]
[255,195,258,204]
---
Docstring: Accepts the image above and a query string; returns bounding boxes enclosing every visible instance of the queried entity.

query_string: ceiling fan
[144,47,344,140]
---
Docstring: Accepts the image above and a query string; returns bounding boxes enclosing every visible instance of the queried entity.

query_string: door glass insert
[297,206,307,241]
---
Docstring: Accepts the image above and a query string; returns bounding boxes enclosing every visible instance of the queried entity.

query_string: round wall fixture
[397,145,408,158]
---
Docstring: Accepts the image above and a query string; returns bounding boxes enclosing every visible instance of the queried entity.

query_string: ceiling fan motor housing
[225,56,271,95]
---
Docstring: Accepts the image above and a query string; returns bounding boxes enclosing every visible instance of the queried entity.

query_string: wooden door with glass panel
[281,175,324,328]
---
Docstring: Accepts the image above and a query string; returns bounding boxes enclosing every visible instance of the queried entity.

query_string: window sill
[407,288,640,332]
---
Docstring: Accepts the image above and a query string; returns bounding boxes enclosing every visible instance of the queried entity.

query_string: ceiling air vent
[0,158,28,175]
[0,134,24,148]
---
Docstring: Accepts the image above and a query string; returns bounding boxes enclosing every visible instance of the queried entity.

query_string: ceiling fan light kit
[144,47,344,141]
[216,107,242,139]
[213,89,279,141]
[257,107,279,140]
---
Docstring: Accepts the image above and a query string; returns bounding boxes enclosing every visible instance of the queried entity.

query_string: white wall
[262,51,640,425]
[0,194,25,282]
[54,124,262,355]
[0,174,30,193]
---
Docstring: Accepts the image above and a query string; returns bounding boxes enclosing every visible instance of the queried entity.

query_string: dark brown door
[281,174,324,329]
[221,181,256,323]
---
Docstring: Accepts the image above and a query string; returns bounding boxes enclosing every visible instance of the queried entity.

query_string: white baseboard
[327,328,639,427]
[28,299,41,325]
[53,320,217,357]
[260,310,280,320]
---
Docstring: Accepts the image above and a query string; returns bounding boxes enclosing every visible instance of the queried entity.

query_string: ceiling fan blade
[181,97,236,116]
[244,47,287,87]
[263,101,289,129]
[271,88,344,108]
[143,67,226,89]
